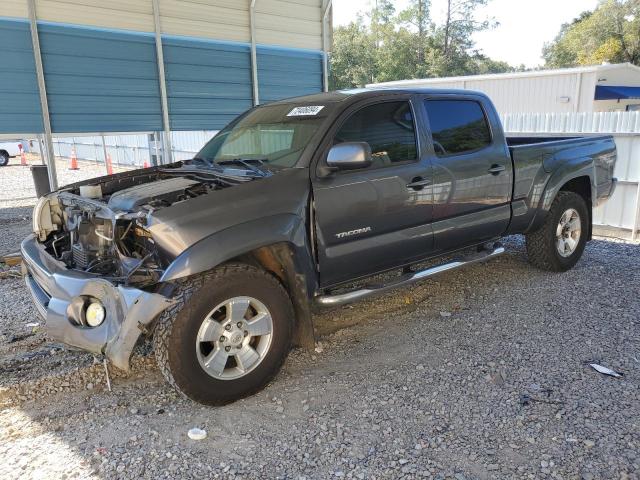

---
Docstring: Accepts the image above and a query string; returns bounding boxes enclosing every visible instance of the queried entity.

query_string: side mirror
[326,142,372,171]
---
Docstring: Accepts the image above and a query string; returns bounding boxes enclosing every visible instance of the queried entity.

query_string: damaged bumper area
[21,163,257,369]
[21,234,174,371]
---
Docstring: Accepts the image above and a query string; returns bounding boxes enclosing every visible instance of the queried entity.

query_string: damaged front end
[22,164,252,370]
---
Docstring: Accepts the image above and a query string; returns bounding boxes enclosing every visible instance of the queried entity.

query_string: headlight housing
[33,194,62,241]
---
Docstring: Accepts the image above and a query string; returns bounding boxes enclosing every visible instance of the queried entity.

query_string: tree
[329,0,512,89]
[330,18,376,89]
[438,0,496,73]
[470,53,513,74]
[543,0,640,68]
[397,0,432,71]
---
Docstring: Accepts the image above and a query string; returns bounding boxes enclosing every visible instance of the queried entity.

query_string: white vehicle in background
[0,141,24,166]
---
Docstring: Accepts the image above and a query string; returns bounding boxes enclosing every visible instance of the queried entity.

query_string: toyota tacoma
[22,89,617,405]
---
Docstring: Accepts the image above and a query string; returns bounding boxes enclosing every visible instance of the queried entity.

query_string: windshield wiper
[216,158,271,177]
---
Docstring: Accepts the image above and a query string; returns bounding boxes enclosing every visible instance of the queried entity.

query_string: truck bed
[507,135,615,183]
[506,136,578,146]
[506,135,617,234]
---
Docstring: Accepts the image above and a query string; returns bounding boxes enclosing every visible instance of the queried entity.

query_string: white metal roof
[367,63,640,88]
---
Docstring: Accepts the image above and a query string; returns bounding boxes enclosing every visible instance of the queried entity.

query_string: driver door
[312,98,434,287]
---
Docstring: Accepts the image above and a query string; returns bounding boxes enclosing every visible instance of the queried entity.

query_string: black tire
[154,263,294,406]
[0,152,9,167]
[525,191,589,272]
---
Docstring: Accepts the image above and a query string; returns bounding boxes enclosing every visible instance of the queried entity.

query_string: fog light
[85,301,105,327]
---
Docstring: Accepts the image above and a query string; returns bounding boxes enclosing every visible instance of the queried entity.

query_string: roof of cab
[265,87,488,106]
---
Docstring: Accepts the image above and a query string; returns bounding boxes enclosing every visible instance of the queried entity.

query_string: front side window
[334,101,417,169]
[424,100,492,156]
[197,104,326,168]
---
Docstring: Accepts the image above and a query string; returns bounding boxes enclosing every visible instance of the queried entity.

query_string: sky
[333,0,600,68]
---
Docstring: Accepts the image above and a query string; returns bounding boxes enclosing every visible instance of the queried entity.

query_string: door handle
[407,177,432,190]
[488,164,506,175]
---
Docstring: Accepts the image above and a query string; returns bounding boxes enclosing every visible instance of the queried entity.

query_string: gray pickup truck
[22,89,617,405]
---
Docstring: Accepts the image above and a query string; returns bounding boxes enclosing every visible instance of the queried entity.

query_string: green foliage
[330,18,377,88]
[543,0,640,68]
[329,0,512,89]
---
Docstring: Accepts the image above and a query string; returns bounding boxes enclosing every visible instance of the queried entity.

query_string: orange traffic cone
[143,160,150,168]
[106,154,114,175]
[69,147,79,170]
[19,144,27,166]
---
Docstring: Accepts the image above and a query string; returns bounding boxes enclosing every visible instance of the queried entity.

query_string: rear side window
[424,100,492,156]
[335,101,417,168]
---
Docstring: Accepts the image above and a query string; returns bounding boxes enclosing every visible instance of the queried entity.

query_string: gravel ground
[0,153,133,210]
[0,163,639,479]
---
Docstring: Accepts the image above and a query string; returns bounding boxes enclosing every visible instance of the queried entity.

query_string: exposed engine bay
[32,164,255,287]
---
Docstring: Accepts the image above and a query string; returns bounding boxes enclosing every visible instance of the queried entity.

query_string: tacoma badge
[336,227,372,239]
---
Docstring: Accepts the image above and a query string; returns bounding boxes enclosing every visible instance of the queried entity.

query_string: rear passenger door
[313,98,434,287]
[421,96,513,252]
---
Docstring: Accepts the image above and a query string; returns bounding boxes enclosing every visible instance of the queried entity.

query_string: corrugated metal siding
[34,0,154,33]
[171,130,217,159]
[163,36,253,131]
[38,22,162,132]
[502,111,640,133]
[0,0,29,18]
[158,0,324,49]
[461,75,579,113]
[256,0,322,50]
[258,46,323,102]
[579,72,598,112]
[0,1,326,135]
[372,73,589,114]
[25,0,324,49]
[0,19,43,133]
[159,0,249,43]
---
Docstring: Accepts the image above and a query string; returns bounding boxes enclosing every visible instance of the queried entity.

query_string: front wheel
[525,191,589,272]
[154,263,294,405]
[0,152,9,167]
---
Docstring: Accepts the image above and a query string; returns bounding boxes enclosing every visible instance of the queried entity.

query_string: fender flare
[526,160,595,234]
[159,213,318,349]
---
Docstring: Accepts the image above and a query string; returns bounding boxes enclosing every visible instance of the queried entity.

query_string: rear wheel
[154,263,294,405]
[525,191,589,272]
[0,151,9,167]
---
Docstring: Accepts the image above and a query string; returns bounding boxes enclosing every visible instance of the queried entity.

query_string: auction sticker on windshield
[287,106,325,116]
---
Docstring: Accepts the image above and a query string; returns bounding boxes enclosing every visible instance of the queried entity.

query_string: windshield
[196,104,327,168]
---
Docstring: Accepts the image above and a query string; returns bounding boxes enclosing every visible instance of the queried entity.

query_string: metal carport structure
[0,0,333,189]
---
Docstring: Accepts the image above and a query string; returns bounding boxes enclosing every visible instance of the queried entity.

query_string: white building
[368,63,640,115]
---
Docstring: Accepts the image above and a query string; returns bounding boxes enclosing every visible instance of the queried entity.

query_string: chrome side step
[314,243,505,307]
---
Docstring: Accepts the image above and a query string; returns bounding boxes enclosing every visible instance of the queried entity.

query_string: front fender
[161,213,306,281]
[159,213,318,349]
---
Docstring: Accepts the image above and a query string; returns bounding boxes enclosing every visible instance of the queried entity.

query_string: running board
[314,243,505,307]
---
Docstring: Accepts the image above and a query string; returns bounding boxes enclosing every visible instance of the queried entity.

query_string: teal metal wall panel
[38,22,162,133]
[0,19,323,135]
[163,36,253,131]
[258,46,323,103]
[0,18,43,133]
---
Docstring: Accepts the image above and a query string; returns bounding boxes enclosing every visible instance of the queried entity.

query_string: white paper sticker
[287,105,325,116]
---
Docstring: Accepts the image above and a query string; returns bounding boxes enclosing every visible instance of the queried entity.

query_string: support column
[152,0,173,164]
[322,0,332,92]
[101,134,109,174]
[632,180,640,241]
[250,0,260,105]
[27,0,58,191]
[574,72,583,113]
